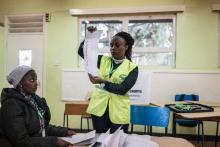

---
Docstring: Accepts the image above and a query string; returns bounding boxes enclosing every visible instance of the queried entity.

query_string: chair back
[130,105,170,128]
[174,94,201,127]
[175,94,199,101]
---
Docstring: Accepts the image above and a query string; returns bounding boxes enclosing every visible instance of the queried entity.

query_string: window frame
[78,14,176,68]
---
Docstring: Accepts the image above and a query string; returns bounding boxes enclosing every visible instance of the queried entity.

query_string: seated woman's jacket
[0,88,68,147]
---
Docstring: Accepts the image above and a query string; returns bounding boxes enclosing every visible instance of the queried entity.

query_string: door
[6,34,44,96]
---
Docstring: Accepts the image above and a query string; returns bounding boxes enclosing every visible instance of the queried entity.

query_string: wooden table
[172,107,220,147]
[151,101,220,147]
[151,136,194,147]
[63,100,89,127]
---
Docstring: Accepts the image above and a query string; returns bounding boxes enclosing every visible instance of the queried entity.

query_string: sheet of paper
[83,31,101,76]
[104,127,122,147]
[60,130,96,145]
[89,129,110,147]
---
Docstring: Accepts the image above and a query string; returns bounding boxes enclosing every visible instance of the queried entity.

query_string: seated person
[0,65,75,147]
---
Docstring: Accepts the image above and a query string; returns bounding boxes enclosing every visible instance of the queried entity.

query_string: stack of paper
[60,128,159,147]
[59,130,96,146]
[89,128,159,147]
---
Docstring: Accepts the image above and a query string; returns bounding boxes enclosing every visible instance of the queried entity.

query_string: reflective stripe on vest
[87,56,137,124]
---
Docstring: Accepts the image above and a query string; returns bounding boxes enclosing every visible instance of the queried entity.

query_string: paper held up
[83,30,101,77]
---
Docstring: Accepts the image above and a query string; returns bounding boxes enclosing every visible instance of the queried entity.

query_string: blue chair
[130,105,170,135]
[174,94,204,144]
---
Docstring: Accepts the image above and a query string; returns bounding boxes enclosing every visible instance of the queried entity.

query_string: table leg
[201,123,204,147]
[215,121,219,147]
[63,114,65,127]
[172,113,176,136]
[67,115,69,128]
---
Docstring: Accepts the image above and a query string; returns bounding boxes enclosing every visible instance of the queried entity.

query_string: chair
[174,94,204,144]
[130,105,170,135]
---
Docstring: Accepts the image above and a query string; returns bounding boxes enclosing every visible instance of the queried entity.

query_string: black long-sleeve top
[78,41,138,95]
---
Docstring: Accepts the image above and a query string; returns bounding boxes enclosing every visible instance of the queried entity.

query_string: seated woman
[0,65,75,147]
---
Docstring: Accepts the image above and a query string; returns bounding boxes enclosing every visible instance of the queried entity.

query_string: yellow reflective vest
[87,56,137,124]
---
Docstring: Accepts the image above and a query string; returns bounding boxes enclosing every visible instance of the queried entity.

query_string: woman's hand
[66,130,76,136]
[56,138,73,147]
[87,26,96,33]
[88,74,105,84]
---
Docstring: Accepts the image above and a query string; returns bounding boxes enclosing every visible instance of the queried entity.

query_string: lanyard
[109,62,116,75]
[36,106,46,137]
[29,97,46,137]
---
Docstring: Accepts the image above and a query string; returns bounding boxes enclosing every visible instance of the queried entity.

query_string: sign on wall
[129,72,151,105]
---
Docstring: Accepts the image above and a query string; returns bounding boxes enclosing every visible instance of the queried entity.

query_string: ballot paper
[83,30,101,76]
[59,130,96,145]
[89,128,159,147]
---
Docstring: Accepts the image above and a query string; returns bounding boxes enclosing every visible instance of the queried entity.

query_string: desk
[151,136,194,147]
[151,101,220,147]
[72,136,194,147]
[173,107,220,147]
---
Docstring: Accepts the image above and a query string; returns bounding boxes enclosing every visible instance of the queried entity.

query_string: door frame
[4,14,46,97]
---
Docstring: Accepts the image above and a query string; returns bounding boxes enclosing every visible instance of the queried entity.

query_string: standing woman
[78,28,138,133]
[0,66,75,147]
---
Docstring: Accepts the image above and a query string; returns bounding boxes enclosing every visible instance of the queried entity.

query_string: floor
[189,140,219,147]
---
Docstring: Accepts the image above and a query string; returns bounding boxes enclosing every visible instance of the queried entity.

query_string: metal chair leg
[80,116,83,132]
[150,126,152,135]
[87,117,89,131]
[197,123,200,144]
[215,121,219,147]
[131,124,133,133]
[165,127,168,136]
[201,122,204,147]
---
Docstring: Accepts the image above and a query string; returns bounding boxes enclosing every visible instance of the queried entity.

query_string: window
[19,49,32,66]
[79,14,176,67]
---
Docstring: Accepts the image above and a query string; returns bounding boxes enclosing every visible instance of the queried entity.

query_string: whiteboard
[151,72,220,102]
[61,70,151,103]
[61,70,93,101]
[129,72,151,104]
[61,70,220,103]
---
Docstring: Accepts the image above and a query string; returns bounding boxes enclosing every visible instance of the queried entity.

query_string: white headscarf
[7,65,34,88]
